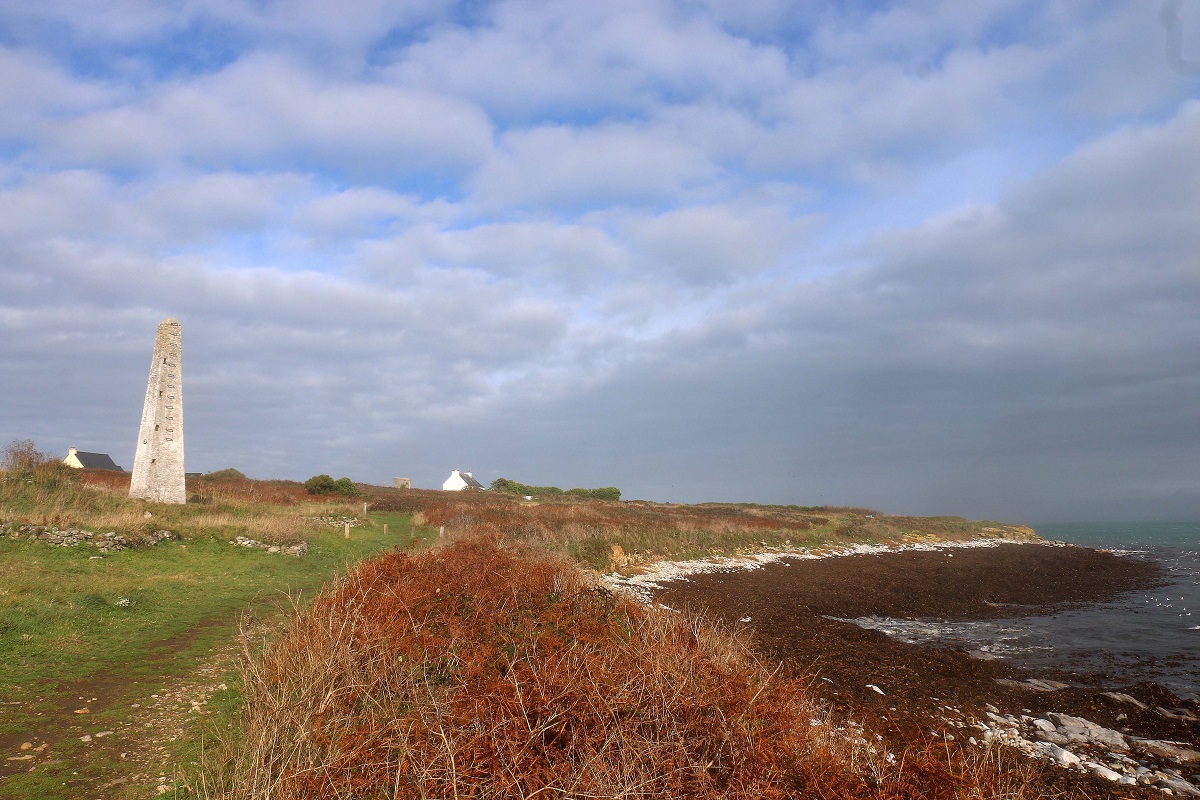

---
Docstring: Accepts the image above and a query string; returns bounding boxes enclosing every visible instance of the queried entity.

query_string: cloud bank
[2,0,1198,521]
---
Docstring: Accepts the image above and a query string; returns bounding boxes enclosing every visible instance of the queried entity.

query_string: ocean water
[845,521,1200,700]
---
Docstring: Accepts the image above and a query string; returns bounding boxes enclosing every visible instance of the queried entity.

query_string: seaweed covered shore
[648,542,1199,797]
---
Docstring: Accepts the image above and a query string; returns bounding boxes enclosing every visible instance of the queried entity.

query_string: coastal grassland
[0,468,427,799]
[363,486,1038,571]
[197,535,1046,800]
[1,465,359,543]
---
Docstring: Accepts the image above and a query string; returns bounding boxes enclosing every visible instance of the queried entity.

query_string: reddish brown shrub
[206,536,1050,800]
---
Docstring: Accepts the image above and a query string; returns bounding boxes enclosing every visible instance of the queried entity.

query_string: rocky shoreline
[979,706,1199,794]
[609,539,1199,798]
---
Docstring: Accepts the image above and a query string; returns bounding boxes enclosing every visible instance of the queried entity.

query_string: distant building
[62,448,124,471]
[392,477,411,489]
[442,470,484,491]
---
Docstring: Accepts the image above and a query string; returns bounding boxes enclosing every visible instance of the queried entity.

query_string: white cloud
[41,54,494,175]
[0,169,314,249]
[471,123,720,210]
[0,47,115,138]
[294,187,448,240]
[388,0,789,119]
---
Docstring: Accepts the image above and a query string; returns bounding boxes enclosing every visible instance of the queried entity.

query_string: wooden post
[439,526,445,538]
[344,522,350,539]
[383,523,389,536]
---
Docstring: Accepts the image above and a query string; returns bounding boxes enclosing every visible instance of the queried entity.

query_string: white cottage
[62,447,124,471]
[442,470,484,491]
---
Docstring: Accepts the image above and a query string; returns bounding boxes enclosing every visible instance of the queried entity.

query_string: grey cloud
[2,1,1198,520]
[409,100,1200,516]
[625,204,818,284]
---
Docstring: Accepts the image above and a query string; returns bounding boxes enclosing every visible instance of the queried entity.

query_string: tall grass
[1,468,363,544]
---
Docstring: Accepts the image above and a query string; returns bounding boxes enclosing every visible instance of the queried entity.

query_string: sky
[1,1,1198,523]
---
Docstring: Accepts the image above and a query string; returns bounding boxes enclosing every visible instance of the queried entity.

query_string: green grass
[0,485,431,800]
[0,519,424,712]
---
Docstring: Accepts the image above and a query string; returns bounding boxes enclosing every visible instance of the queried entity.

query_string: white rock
[1085,762,1122,782]
[1087,726,1129,751]
[1031,718,1057,733]
[1033,741,1081,767]
[1045,712,1087,729]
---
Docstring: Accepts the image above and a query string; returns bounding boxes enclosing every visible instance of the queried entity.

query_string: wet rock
[1102,691,1150,709]
[994,677,1070,692]
[1158,707,1200,722]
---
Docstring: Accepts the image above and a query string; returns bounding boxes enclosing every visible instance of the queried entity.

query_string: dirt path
[1,616,243,797]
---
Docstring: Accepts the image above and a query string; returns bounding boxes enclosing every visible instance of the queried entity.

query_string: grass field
[0,466,429,799]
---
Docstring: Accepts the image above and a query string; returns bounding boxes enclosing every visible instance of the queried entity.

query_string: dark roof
[459,471,484,489]
[75,451,124,471]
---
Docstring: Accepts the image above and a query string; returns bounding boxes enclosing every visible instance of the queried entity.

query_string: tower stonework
[129,318,186,504]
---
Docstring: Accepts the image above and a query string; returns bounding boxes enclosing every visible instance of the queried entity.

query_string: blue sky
[2,0,1198,522]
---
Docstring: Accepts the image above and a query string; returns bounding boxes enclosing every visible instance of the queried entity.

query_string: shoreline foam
[603,536,1058,604]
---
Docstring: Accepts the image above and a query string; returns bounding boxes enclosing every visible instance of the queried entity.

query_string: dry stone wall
[2,521,174,552]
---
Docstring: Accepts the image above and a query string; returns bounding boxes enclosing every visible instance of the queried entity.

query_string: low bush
[203,468,247,481]
[303,474,359,497]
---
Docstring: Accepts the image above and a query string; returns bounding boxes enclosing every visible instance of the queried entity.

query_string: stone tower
[129,318,186,504]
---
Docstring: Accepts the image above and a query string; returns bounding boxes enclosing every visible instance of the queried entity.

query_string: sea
[844,521,1200,701]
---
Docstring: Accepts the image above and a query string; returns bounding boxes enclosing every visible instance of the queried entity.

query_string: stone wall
[2,521,173,552]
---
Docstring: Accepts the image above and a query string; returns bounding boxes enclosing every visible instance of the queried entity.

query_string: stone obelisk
[129,318,186,504]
